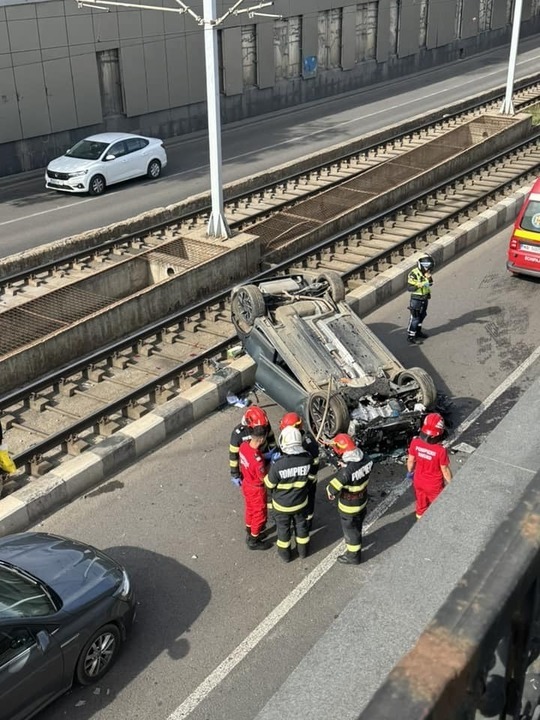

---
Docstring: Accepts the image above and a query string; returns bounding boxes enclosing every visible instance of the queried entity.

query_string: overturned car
[231,271,438,455]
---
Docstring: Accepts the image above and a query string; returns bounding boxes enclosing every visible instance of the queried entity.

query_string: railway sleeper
[63,434,88,456]
[122,401,147,420]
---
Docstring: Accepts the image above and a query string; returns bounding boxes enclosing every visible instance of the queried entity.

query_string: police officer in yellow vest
[407,255,434,344]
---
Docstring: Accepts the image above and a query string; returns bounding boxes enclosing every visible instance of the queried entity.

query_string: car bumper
[507,260,540,278]
[45,175,89,193]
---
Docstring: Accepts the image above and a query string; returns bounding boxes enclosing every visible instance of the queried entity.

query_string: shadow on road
[38,545,211,720]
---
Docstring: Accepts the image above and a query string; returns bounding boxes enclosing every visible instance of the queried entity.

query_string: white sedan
[45,132,168,195]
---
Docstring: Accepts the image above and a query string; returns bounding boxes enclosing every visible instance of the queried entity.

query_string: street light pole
[500,0,523,115]
[203,0,230,238]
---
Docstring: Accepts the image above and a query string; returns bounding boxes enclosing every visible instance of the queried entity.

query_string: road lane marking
[166,342,540,719]
[0,197,95,227]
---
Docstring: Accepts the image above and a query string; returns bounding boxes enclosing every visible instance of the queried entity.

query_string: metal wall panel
[376,0,391,62]
[144,40,169,112]
[222,26,243,95]
[43,56,77,131]
[257,20,274,89]
[341,5,356,70]
[118,9,142,41]
[165,36,189,108]
[13,62,50,136]
[0,67,21,142]
[65,13,94,45]
[70,52,102,125]
[38,16,68,48]
[185,30,205,104]
[427,0,458,48]
[462,0,481,38]
[8,18,40,51]
[93,11,120,44]
[302,10,318,77]
[399,0,421,57]
[121,43,148,116]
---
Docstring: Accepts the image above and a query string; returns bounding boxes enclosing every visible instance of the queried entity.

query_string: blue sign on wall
[303,55,317,78]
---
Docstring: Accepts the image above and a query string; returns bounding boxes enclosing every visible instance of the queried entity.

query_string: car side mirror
[105,154,115,161]
[36,630,51,653]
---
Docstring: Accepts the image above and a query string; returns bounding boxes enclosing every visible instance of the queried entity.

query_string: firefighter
[407,412,452,519]
[229,406,276,487]
[264,426,316,563]
[406,254,435,344]
[326,433,373,566]
[238,425,271,550]
[278,412,320,529]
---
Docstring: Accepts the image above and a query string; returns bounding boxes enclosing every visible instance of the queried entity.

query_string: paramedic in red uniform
[407,413,452,519]
[239,426,271,551]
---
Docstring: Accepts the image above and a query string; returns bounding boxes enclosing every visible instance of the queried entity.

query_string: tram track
[2,130,539,489]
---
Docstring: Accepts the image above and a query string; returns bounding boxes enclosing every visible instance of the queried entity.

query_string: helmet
[279,426,303,454]
[279,412,303,431]
[242,406,269,428]
[331,433,357,456]
[417,255,434,273]
[421,413,445,437]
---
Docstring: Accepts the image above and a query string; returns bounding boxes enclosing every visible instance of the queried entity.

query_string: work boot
[297,544,310,559]
[416,330,429,339]
[337,551,361,565]
[407,335,422,345]
[246,535,270,551]
[278,547,291,563]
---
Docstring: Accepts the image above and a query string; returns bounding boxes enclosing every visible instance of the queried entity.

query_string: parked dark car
[231,271,437,454]
[0,532,135,720]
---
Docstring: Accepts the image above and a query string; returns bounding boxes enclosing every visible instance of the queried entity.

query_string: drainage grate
[147,237,226,265]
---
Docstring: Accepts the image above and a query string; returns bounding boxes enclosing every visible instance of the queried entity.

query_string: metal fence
[357,470,540,720]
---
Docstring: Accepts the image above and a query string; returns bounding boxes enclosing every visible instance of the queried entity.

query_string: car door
[102,140,129,184]
[125,137,149,177]
[0,625,64,720]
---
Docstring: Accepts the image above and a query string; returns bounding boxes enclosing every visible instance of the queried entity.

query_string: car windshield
[65,139,108,160]
[520,199,540,233]
[0,563,57,618]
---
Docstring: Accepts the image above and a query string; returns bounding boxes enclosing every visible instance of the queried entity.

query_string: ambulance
[507,178,540,277]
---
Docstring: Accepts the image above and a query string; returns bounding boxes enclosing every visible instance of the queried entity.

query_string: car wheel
[231,285,266,336]
[393,367,437,408]
[306,391,349,440]
[147,159,162,179]
[88,174,106,196]
[75,623,121,686]
[315,271,345,303]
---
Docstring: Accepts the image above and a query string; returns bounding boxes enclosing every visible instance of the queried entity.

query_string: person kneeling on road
[407,412,452,519]
[326,433,373,566]
[264,426,316,563]
[239,426,271,551]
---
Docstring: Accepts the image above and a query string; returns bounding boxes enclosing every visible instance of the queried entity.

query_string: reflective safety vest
[327,458,373,515]
[407,266,431,297]
[264,452,316,514]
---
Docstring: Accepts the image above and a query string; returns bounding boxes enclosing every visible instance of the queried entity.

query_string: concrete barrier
[0,186,530,534]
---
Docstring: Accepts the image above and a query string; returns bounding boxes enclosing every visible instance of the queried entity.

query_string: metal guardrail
[357,470,540,720]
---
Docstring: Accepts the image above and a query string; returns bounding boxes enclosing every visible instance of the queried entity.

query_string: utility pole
[77,0,279,238]
[500,0,523,115]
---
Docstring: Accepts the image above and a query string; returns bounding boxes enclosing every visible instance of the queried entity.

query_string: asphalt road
[33,223,540,720]
[1,36,540,257]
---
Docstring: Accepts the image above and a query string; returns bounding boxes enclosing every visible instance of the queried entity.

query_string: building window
[389,0,400,56]
[479,0,493,31]
[96,49,124,117]
[355,2,377,61]
[506,0,514,23]
[419,0,428,47]
[242,25,257,87]
[531,0,540,14]
[274,16,302,81]
[318,9,342,70]
[455,0,464,38]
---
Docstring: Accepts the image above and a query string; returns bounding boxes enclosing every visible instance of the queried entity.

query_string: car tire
[75,623,121,686]
[88,174,106,196]
[315,271,345,303]
[393,367,437,408]
[147,159,162,179]
[231,285,266,336]
[306,391,349,440]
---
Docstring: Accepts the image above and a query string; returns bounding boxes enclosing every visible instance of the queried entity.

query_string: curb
[0,187,529,535]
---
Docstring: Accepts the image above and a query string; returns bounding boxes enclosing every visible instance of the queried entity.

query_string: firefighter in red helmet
[326,433,373,565]
[229,406,276,486]
[279,412,320,529]
[407,413,452,519]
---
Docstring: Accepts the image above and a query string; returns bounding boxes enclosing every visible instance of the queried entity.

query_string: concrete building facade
[0,0,539,176]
